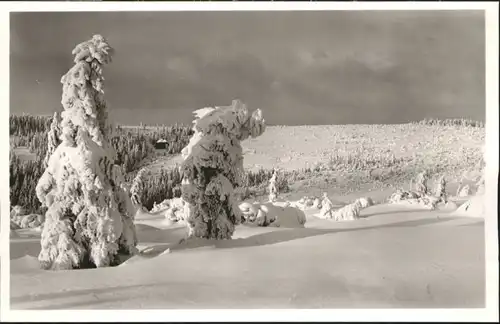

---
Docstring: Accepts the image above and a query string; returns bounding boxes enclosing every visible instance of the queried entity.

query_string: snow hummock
[238,201,306,228]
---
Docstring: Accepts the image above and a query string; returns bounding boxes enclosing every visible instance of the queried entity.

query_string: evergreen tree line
[9,149,47,214]
[10,114,52,136]
[134,166,293,211]
[10,114,296,215]
[9,115,193,214]
[414,118,485,128]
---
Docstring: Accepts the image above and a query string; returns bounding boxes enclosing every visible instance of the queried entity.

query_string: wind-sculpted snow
[180,100,266,239]
[35,35,137,270]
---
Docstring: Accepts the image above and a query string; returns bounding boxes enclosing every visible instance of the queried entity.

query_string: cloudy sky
[10,10,484,125]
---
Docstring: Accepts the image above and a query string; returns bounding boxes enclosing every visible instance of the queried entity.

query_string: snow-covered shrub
[239,202,305,228]
[388,189,420,204]
[296,195,322,210]
[150,197,187,222]
[180,100,266,239]
[238,202,277,226]
[318,193,335,219]
[43,111,62,167]
[318,194,369,221]
[354,197,374,209]
[331,200,363,221]
[388,189,439,210]
[35,35,137,270]
[11,213,45,229]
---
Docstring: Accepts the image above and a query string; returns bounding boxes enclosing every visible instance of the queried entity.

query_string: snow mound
[453,195,485,218]
[354,197,374,209]
[316,194,374,221]
[11,214,45,229]
[239,201,306,228]
[294,195,322,210]
[150,197,187,222]
[388,190,440,210]
[318,200,363,221]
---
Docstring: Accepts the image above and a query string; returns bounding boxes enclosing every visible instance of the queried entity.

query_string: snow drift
[453,194,485,218]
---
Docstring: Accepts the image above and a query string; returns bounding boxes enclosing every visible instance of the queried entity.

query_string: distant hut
[155,139,168,150]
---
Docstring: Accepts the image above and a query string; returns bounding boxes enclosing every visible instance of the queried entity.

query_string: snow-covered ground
[10,196,485,309]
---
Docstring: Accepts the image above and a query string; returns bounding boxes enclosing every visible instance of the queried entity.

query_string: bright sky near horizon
[10,10,484,126]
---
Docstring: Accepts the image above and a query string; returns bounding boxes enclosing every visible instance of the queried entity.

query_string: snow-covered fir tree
[130,168,147,208]
[414,171,429,195]
[268,169,279,202]
[35,35,137,270]
[318,192,334,219]
[180,99,266,240]
[434,175,447,203]
[43,111,62,167]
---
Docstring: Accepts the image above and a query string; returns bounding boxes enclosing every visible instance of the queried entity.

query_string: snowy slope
[10,200,485,310]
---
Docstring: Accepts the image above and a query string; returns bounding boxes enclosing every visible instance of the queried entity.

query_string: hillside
[9,122,487,311]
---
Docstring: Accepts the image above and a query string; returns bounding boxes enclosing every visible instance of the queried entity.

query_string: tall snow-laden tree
[43,111,62,167]
[180,99,266,240]
[35,35,137,270]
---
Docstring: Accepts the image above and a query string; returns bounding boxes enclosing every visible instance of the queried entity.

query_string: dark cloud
[10,11,485,125]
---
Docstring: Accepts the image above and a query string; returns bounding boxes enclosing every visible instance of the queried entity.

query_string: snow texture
[35,35,137,270]
[180,99,266,239]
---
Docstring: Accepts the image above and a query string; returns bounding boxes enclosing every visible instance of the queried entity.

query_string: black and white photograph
[1,1,498,322]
